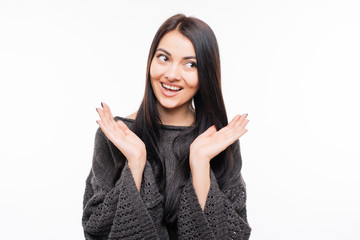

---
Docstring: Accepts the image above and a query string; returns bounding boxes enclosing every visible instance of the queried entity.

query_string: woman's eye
[157,54,168,62]
[185,62,197,69]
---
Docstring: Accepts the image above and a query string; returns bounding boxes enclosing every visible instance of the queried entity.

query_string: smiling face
[150,30,199,114]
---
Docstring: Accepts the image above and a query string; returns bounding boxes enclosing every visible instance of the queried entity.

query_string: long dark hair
[113,14,241,226]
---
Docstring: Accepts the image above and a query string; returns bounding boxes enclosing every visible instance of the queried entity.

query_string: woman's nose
[164,64,181,81]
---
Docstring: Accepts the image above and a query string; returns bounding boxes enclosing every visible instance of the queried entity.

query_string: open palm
[189,114,249,165]
[96,102,146,166]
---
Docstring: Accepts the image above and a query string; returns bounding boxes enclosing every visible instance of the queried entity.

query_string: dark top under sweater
[82,116,251,240]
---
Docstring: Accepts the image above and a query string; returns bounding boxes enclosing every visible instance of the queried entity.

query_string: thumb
[116,120,131,135]
[201,125,217,137]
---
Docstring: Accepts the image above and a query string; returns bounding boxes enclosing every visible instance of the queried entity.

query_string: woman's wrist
[128,156,146,171]
[189,153,210,171]
[190,156,211,181]
[190,160,210,180]
[128,155,146,192]
[189,157,211,211]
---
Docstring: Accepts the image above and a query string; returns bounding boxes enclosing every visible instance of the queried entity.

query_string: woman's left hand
[189,114,249,168]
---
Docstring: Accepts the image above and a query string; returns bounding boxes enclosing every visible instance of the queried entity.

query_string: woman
[82,14,251,240]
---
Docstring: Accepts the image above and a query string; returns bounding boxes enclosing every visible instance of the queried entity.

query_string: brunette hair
[113,13,242,226]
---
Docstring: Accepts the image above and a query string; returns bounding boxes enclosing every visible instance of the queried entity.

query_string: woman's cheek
[183,71,199,88]
[150,62,165,79]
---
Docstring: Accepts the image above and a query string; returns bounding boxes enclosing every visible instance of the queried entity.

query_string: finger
[238,128,248,138]
[234,113,248,128]
[99,102,108,121]
[101,102,120,131]
[217,115,240,138]
[221,118,248,144]
[102,102,115,122]
[239,119,249,129]
[219,114,242,133]
[216,116,249,150]
[233,118,249,139]
[96,119,114,141]
[96,108,118,136]
[227,114,241,129]
[239,113,248,123]
[201,125,217,137]
[222,127,248,148]
[96,107,108,126]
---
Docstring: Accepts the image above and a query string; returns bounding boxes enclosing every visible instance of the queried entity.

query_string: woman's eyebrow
[156,48,196,60]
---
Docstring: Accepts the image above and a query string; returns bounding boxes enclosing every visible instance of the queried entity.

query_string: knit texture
[82,116,251,240]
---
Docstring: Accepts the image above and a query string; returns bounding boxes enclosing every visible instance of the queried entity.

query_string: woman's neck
[157,103,195,126]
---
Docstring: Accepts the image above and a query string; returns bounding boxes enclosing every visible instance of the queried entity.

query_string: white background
[1,0,359,239]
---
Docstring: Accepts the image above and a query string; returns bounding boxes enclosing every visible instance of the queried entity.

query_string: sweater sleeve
[82,126,169,240]
[177,140,251,240]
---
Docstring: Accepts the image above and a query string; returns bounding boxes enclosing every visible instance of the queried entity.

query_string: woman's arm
[176,114,251,240]
[83,102,170,239]
[82,127,169,239]
[178,140,251,240]
[189,161,211,210]
[189,114,249,210]
[96,102,146,192]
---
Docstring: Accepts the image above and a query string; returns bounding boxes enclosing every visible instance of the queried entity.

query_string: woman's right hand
[96,102,146,170]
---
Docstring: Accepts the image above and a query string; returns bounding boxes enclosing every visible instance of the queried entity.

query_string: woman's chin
[158,103,179,111]
[157,100,182,111]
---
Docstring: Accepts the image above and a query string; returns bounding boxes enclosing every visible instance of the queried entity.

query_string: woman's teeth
[161,83,182,91]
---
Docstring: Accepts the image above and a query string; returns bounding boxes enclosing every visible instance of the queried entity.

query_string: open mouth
[161,82,183,92]
[159,82,183,97]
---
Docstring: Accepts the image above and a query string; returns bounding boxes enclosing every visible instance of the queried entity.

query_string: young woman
[82,14,251,240]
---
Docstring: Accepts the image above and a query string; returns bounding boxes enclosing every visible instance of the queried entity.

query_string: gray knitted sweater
[82,116,251,240]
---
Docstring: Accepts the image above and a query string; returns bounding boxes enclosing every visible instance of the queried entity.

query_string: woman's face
[150,30,199,112]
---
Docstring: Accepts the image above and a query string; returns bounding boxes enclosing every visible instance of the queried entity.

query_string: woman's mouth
[160,82,183,97]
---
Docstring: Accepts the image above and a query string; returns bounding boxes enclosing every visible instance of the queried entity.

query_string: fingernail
[96,120,98,124]
[96,108,98,112]
[101,102,103,107]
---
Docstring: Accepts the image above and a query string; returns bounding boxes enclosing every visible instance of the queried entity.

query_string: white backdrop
[1,0,359,239]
